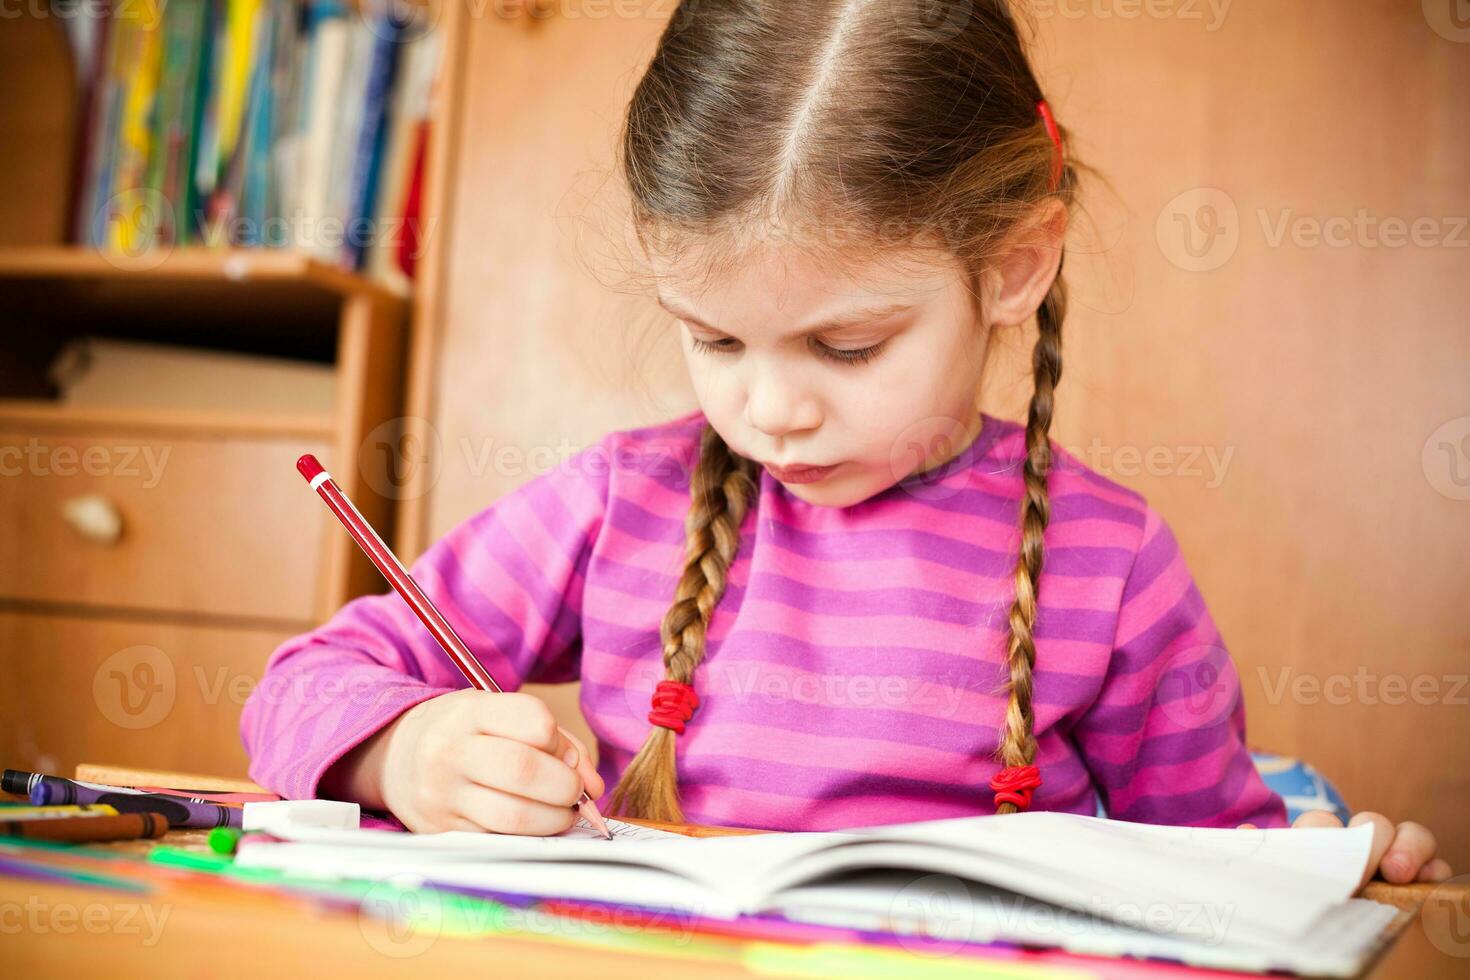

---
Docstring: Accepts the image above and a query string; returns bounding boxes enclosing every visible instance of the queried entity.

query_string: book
[68,1,115,247]
[340,8,402,270]
[84,4,161,250]
[365,25,440,286]
[235,810,1398,977]
[146,0,208,247]
[293,0,349,258]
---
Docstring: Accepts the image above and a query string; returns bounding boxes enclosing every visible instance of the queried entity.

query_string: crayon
[0,804,120,821]
[2,770,45,796]
[0,811,169,843]
[10,772,240,829]
[4,769,244,809]
[5,769,240,808]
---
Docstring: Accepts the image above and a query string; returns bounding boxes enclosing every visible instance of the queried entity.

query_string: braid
[993,251,1066,814]
[608,422,758,821]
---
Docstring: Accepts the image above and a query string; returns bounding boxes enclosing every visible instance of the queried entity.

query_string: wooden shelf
[0,247,411,369]
[0,400,337,440]
[0,245,407,307]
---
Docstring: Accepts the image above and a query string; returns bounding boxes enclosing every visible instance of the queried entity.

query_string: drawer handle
[61,493,124,545]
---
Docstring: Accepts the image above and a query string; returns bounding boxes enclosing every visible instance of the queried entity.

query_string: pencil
[295,454,614,840]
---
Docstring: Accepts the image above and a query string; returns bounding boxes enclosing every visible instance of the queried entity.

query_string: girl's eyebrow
[656,294,914,337]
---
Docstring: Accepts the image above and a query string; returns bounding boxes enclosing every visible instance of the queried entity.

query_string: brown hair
[609,0,1081,822]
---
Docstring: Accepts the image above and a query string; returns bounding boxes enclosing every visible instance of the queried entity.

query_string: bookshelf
[2,0,660,784]
[0,0,464,777]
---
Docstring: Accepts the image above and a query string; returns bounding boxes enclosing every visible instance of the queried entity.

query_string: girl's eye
[820,340,886,365]
[688,336,741,356]
[688,335,886,366]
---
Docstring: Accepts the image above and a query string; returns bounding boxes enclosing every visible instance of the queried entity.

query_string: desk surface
[3,766,1465,979]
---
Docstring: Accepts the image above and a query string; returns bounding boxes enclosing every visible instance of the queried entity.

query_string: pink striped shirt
[240,408,1287,831]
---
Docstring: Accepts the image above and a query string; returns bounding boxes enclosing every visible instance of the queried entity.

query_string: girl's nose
[743,369,822,439]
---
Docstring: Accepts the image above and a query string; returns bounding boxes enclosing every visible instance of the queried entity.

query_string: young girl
[241,0,1449,885]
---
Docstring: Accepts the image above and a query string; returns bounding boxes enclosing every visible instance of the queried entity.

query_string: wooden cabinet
[0,250,408,779]
[0,610,298,778]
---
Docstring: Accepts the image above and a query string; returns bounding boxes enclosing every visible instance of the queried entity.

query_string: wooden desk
[4,766,1465,978]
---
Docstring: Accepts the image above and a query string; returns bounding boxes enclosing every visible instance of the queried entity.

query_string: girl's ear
[980,198,1068,329]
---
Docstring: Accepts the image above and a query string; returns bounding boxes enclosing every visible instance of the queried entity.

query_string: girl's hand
[1241,811,1454,890]
[331,689,605,835]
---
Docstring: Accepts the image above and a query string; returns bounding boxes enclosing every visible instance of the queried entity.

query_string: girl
[241,0,1449,885]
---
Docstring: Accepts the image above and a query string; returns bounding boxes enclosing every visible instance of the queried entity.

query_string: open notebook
[235,810,1399,977]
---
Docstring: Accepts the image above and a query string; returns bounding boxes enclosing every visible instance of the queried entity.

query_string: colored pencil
[294,454,613,840]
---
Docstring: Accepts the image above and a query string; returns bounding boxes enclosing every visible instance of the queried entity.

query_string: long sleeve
[239,434,613,800]
[1070,506,1288,828]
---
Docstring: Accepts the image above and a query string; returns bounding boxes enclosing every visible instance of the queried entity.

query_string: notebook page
[237,819,854,917]
[1017,814,1366,880]
[235,816,707,882]
[953,812,1371,907]
[242,815,687,854]
[892,814,1373,944]
[772,873,1400,976]
[236,828,818,917]
[562,816,689,841]
[863,810,1372,900]
[424,858,762,918]
[751,813,1375,946]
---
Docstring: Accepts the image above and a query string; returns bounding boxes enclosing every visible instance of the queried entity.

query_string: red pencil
[295,454,613,840]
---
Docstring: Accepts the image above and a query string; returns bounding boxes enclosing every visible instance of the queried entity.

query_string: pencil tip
[578,797,614,840]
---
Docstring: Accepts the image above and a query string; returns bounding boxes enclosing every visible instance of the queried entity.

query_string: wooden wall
[1024,0,1470,868]
[407,1,1469,867]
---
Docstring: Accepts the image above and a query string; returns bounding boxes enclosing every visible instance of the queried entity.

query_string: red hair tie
[1036,100,1064,191]
[990,764,1043,811]
[648,680,699,734]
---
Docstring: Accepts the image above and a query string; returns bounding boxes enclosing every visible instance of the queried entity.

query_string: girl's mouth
[766,462,839,483]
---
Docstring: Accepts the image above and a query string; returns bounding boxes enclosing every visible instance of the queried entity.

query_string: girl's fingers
[1291,810,1343,829]
[461,734,584,807]
[559,727,605,799]
[1379,821,1439,884]
[1285,811,1446,888]
[464,692,563,755]
[1348,811,1397,890]
[1416,858,1454,883]
[450,781,580,837]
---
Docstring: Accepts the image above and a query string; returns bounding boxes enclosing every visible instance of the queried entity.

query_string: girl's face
[652,239,993,508]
